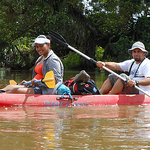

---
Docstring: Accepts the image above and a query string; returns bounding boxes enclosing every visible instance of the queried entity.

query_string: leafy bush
[95,46,104,61]
[109,37,132,62]
[62,52,82,70]
[13,37,32,50]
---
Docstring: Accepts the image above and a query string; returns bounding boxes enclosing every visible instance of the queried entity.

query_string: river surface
[0,68,150,150]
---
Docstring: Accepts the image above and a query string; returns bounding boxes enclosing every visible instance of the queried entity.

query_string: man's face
[132,48,146,63]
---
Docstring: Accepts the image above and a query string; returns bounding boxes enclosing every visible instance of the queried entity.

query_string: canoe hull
[0,93,150,107]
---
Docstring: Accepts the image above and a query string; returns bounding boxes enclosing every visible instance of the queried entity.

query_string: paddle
[49,30,150,97]
[9,71,55,88]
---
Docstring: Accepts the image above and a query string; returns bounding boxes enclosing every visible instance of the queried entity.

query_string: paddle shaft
[23,79,42,85]
[23,78,53,85]
[68,45,97,64]
[49,30,150,97]
[17,79,43,85]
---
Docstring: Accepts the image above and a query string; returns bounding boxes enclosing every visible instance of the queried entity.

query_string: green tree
[0,0,149,70]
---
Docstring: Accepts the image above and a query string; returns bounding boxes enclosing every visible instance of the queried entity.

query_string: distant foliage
[134,17,150,43]
[95,46,104,61]
[134,16,150,58]
[62,52,82,70]
[13,37,33,50]
[0,0,150,70]
[108,37,132,62]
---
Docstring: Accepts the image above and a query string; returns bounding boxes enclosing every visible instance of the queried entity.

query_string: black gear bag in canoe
[63,77,101,95]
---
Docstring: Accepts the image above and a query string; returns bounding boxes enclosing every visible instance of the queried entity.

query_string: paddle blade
[42,71,55,88]
[9,80,17,85]
[48,30,68,47]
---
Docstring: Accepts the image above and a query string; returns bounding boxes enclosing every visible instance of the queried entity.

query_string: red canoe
[0,93,150,107]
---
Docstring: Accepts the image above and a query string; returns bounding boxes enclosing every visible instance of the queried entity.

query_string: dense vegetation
[0,0,150,71]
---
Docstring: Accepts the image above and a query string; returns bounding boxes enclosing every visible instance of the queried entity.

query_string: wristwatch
[135,80,139,86]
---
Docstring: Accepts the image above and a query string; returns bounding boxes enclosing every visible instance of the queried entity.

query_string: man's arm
[97,61,123,71]
[127,77,150,87]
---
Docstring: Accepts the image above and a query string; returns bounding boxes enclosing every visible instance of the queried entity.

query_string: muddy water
[0,106,150,149]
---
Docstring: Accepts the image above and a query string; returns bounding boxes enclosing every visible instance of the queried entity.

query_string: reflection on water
[0,68,33,88]
[1,68,150,149]
[0,106,150,149]
[0,68,107,89]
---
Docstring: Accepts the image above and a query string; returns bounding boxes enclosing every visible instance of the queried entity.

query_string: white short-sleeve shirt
[118,58,150,94]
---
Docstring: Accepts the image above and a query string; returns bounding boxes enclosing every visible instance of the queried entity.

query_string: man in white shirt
[97,41,150,95]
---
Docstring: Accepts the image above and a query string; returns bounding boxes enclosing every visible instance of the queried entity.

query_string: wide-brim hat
[32,35,50,46]
[128,41,148,56]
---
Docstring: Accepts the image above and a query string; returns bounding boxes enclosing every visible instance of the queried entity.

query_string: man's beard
[134,58,141,62]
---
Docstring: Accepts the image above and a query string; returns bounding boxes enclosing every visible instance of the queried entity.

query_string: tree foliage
[0,0,150,70]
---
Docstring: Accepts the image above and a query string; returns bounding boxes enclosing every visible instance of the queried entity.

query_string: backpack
[63,77,101,95]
